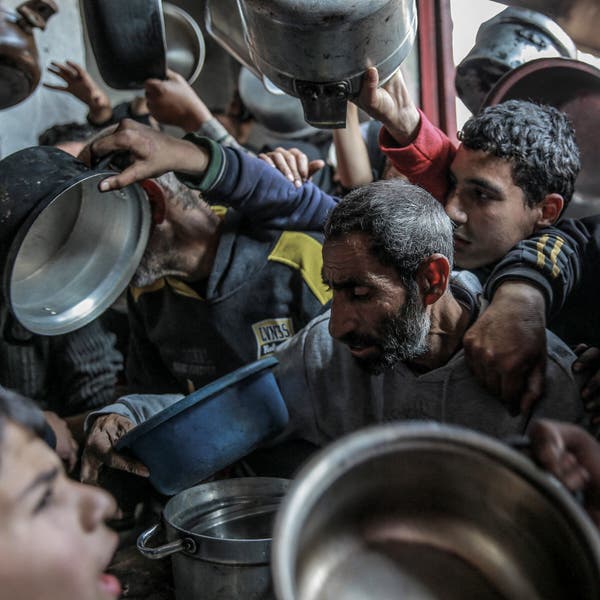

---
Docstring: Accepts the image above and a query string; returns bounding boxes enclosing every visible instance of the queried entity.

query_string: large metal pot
[208,0,417,128]
[0,0,57,109]
[455,7,576,114]
[0,147,150,336]
[138,477,290,600]
[272,423,600,600]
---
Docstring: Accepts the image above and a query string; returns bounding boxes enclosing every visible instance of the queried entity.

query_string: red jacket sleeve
[378,109,457,203]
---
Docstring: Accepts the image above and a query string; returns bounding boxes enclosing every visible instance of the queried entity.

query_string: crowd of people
[2,45,600,598]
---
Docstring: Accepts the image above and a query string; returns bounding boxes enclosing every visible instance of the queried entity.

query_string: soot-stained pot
[82,0,167,89]
[0,146,150,337]
[0,0,58,109]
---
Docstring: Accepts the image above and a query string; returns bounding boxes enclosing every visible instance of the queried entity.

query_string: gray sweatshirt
[87,310,584,445]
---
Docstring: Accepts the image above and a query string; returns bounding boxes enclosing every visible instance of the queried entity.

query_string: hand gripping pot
[116,356,289,496]
[0,146,150,337]
[272,422,600,600]
[236,0,417,128]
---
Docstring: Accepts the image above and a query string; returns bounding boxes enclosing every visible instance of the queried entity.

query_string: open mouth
[98,572,122,598]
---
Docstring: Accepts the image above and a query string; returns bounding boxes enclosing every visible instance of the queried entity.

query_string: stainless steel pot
[208,0,417,128]
[138,477,290,600]
[0,147,150,336]
[272,423,600,600]
[455,7,576,114]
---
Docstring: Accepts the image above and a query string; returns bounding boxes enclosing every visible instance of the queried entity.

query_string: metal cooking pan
[81,0,167,89]
[0,146,150,337]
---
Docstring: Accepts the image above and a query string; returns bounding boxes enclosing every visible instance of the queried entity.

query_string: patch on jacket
[252,318,294,358]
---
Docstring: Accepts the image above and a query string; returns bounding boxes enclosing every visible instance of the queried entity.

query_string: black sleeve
[484,217,599,319]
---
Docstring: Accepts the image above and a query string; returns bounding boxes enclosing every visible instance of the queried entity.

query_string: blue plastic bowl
[116,356,288,495]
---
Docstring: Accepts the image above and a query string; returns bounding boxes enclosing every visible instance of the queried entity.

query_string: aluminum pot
[138,477,290,600]
[272,423,600,600]
[0,147,150,337]
[0,0,57,109]
[233,0,417,128]
[455,7,576,114]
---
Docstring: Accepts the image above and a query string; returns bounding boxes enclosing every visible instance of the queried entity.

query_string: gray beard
[356,290,431,375]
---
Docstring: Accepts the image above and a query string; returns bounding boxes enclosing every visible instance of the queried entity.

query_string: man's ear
[140,179,167,225]
[534,193,564,229]
[416,254,450,306]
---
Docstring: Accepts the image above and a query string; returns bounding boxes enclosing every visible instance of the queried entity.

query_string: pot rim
[4,169,150,335]
[272,422,600,599]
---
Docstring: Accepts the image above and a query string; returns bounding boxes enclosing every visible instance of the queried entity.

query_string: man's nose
[77,482,118,532]
[328,295,357,341]
[445,190,467,226]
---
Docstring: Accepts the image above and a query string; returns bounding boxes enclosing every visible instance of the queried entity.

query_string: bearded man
[83,178,585,480]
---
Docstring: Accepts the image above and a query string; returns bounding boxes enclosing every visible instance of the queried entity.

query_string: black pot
[0,146,150,337]
[82,0,166,90]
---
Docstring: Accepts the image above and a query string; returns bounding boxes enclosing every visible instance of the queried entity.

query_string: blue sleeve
[206,146,339,230]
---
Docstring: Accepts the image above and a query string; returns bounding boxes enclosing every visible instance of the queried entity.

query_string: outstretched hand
[356,66,421,147]
[145,68,211,132]
[530,419,600,527]
[81,414,149,484]
[258,146,325,188]
[44,60,112,124]
[81,119,209,191]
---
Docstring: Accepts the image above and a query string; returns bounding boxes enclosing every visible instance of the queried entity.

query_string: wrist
[172,139,210,175]
[88,105,113,126]
[494,280,546,319]
[181,104,213,132]
[387,107,421,147]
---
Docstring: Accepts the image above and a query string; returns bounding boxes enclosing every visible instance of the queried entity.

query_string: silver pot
[138,477,290,600]
[272,423,600,600]
[0,147,150,336]
[208,0,417,128]
[455,7,576,114]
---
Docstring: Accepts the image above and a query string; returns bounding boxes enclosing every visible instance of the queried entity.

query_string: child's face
[0,422,121,600]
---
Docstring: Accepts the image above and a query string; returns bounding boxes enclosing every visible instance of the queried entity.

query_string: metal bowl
[272,423,600,600]
[164,2,205,84]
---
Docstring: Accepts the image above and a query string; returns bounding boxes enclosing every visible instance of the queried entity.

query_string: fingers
[308,159,326,177]
[258,147,312,187]
[80,448,104,484]
[357,66,380,109]
[518,361,545,414]
[42,83,68,91]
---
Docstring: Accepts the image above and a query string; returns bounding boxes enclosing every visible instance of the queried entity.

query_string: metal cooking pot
[209,0,417,128]
[455,7,576,114]
[0,147,150,337]
[0,0,57,109]
[138,478,290,600]
[272,423,600,600]
[163,2,205,85]
[82,0,166,89]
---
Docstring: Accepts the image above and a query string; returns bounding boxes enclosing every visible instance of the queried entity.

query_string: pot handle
[92,151,132,173]
[137,524,197,560]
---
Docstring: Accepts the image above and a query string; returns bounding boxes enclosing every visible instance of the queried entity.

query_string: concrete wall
[0,0,87,158]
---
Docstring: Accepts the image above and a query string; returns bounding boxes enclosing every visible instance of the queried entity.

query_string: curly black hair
[458,100,580,208]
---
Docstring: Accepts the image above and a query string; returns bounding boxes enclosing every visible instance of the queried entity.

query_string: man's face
[446,147,541,269]
[322,232,430,374]
[131,180,201,288]
[0,422,120,600]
